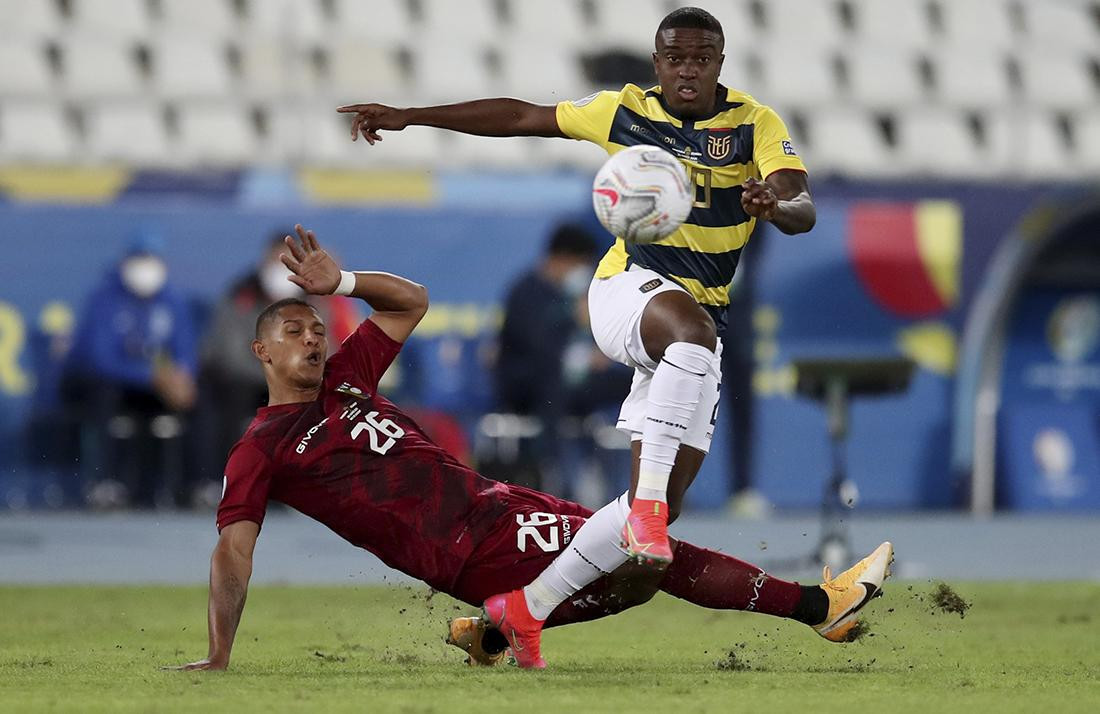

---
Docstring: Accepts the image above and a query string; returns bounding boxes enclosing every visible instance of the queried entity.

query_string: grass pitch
[1,582,1098,713]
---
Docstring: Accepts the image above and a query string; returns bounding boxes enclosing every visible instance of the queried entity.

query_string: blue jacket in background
[66,269,198,389]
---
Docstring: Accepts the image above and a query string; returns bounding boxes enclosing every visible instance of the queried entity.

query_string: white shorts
[588,266,723,453]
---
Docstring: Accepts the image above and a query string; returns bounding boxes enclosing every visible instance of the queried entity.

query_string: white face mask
[259,261,301,300]
[121,256,167,298]
[562,265,592,298]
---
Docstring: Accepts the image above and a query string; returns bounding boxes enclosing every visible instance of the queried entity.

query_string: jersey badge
[639,278,664,293]
[707,130,732,161]
[782,139,798,156]
[335,382,369,400]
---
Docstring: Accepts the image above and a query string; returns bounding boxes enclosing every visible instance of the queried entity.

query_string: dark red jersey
[217,319,511,593]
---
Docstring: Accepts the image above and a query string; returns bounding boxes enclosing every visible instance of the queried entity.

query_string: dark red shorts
[451,484,594,605]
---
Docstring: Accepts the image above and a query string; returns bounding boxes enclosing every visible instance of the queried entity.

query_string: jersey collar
[645,84,742,127]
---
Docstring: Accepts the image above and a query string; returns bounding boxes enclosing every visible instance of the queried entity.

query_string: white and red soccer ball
[592,145,693,245]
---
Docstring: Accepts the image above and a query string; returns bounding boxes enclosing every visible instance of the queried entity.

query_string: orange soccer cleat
[813,541,894,642]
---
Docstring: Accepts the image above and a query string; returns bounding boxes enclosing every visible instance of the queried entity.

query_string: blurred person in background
[193,232,359,507]
[492,223,598,491]
[62,230,197,509]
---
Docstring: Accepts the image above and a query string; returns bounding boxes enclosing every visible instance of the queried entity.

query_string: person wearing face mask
[192,232,359,507]
[490,223,599,494]
[62,229,198,509]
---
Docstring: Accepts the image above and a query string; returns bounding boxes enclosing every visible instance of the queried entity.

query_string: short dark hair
[255,298,317,339]
[546,223,598,259]
[657,7,724,40]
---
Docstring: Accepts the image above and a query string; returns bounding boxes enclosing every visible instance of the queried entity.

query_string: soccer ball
[592,145,693,244]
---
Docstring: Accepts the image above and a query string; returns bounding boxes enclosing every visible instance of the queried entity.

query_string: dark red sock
[659,541,804,618]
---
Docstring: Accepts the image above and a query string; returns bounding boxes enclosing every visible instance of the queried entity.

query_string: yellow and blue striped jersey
[557,83,806,329]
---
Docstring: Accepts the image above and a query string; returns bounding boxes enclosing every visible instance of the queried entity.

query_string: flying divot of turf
[929,582,971,619]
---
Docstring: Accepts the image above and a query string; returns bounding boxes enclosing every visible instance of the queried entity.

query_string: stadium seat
[338,124,445,168]
[411,44,498,104]
[328,0,413,43]
[1020,1,1100,52]
[894,109,984,177]
[446,133,539,169]
[935,0,1018,50]
[83,102,170,165]
[589,0,670,53]
[1073,112,1100,174]
[986,111,1072,179]
[325,41,406,103]
[242,0,326,43]
[266,107,442,167]
[264,106,355,166]
[0,0,64,40]
[533,136,607,171]
[419,0,502,44]
[497,39,592,103]
[759,0,845,50]
[175,103,260,166]
[755,44,840,108]
[804,107,895,178]
[236,39,318,101]
[60,38,144,100]
[1016,50,1097,112]
[157,0,240,40]
[0,102,77,163]
[151,37,234,100]
[506,0,590,47]
[68,0,151,40]
[848,0,934,50]
[930,48,1014,109]
[842,45,927,109]
[0,42,55,98]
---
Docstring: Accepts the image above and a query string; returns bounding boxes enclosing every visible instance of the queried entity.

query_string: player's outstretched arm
[280,224,429,343]
[741,170,816,235]
[172,520,259,671]
[336,99,564,144]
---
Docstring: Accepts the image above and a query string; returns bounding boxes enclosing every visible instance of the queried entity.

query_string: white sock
[636,342,714,503]
[523,493,630,621]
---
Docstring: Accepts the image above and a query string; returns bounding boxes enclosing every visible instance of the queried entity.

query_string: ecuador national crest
[706,129,731,161]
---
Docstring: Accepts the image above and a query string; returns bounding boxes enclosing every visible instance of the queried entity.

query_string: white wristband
[333,270,356,296]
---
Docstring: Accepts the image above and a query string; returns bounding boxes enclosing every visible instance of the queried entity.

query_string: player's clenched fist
[337,103,409,144]
[740,177,779,222]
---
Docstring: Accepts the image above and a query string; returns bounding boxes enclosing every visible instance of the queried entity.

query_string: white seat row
[2,0,1097,53]
[2,101,1099,179]
[1,35,1096,112]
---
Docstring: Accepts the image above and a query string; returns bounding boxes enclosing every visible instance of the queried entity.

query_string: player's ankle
[789,585,830,626]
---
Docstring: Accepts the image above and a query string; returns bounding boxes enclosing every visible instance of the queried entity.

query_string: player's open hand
[281,224,341,295]
[337,103,408,144]
[165,658,227,671]
[741,177,778,222]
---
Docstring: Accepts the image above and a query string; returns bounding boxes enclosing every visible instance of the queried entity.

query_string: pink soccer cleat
[482,590,547,669]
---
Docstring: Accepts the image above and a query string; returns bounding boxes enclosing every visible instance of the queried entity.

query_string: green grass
[1,582,1098,713]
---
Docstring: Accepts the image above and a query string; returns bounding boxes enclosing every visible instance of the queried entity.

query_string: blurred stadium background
[1,0,1099,584]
